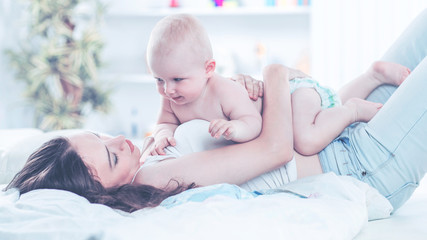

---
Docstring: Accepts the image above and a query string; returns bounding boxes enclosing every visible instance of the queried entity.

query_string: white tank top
[137,119,297,192]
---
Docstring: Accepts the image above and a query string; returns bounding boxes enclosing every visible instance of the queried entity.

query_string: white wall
[3,0,426,136]
[0,0,34,129]
[1,1,310,137]
[311,0,427,89]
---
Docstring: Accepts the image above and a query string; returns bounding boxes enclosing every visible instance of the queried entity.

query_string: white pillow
[0,128,44,149]
[0,129,81,185]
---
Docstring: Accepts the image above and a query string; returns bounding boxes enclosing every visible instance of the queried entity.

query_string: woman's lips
[126,139,135,153]
[172,96,183,102]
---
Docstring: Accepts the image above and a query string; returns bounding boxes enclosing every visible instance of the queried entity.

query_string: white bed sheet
[1,128,426,240]
[355,176,427,240]
[0,173,392,240]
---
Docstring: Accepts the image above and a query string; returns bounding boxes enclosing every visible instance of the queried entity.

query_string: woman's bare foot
[367,61,411,86]
[345,98,383,122]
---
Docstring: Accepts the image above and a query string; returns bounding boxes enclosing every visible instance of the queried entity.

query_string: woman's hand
[230,67,310,101]
[231,74,264,101]
[287,67,311,80]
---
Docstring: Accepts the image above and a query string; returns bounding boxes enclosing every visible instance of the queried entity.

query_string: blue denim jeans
[319,9,427,211]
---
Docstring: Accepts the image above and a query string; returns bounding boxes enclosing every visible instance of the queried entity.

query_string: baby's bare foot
[345,98,383,122]
[368,61,411,86]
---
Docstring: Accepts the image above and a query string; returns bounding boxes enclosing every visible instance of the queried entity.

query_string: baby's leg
[292,88,382,156]
[366,8,427,105]
[339,61,410,103]
[367,61,410,86]
[344,98,383,122]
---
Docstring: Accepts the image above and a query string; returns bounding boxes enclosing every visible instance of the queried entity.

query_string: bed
[0,128,426,240]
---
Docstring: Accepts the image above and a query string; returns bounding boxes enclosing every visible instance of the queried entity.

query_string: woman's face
[67,132,142,188]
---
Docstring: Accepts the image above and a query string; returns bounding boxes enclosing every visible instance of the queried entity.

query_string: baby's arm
[209,79,262,142]
[150,98,180,155]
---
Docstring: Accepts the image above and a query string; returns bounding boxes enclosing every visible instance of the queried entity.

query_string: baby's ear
[205,59,216,77]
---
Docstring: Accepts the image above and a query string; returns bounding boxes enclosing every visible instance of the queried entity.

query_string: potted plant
[5,0,111,130]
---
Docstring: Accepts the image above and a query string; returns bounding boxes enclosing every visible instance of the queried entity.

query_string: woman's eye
[156,78,164,83]
[113,153,119,166]
[173,78,184,82]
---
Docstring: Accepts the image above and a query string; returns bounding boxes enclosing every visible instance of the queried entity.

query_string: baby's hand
[209,119,236,140]
[149,135,176,156]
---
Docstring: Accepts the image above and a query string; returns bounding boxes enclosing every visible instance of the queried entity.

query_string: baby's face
[150,46,210,105]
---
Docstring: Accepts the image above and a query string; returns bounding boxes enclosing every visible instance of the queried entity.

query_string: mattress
[1,128,426,239]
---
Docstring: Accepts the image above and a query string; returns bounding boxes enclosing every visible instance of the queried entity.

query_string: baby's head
[147,14,213,77]
[147,14,216,105]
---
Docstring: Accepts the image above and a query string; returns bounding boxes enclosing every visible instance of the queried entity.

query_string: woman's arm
[139,64,294,189]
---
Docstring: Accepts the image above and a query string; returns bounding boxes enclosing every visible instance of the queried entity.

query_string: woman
[7,9,427,213]
[6,64,293,213]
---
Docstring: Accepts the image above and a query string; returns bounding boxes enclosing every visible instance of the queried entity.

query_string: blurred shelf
[101,73,155,84]
[106,6,310,18]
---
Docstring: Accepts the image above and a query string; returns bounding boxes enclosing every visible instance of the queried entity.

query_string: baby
[146,13,410,157]
[236,62,410,156]
[146,14,262,155]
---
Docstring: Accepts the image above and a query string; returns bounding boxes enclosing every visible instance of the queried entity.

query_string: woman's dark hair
[5,137,193,212]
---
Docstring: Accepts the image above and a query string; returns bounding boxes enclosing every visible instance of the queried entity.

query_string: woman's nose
[106,135,126,150]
